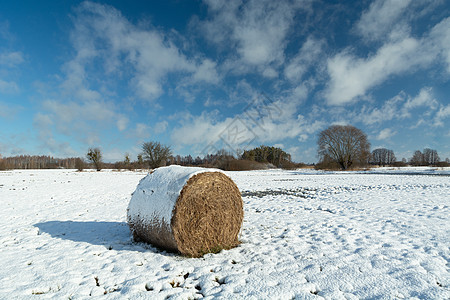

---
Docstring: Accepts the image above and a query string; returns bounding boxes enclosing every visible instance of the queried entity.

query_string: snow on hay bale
[127,165,243,257]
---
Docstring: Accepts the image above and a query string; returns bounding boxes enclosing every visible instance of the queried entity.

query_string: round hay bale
[127,165,243,257]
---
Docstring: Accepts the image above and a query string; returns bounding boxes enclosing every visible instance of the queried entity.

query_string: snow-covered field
[0,168,449,299]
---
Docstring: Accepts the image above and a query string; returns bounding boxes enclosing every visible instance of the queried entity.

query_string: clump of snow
[127,165,224,232]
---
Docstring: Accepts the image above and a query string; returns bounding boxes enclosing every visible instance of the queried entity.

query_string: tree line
[316,125,449,170]
[82,143,302,172]
[0,143,301,171]
[0,155,88,170]
[1,125,448,171]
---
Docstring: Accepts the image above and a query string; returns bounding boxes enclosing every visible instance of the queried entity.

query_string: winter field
[0,168,449,299]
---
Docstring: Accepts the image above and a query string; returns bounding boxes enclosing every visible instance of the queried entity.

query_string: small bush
[391,161,408,167]
[114,161,124,171]
[221,159,270,171]
[315,160,369,171]
[314,159,340,170]
[280,161,306,170]
[75,158,85,171]
[434,161,450,167]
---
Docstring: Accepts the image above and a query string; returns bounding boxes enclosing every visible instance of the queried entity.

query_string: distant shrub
[280,161,306,170]
[391,161,408,167]
[75,158,85,172]
[434,161,450,167]
[220,159,270,171]
[315,157,369,171]
[114,161,124,171]
[314,159,340,170]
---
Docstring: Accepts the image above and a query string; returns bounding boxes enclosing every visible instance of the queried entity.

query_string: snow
[364,166,450,176]
[127,165,224,234]
[0,168,449,299]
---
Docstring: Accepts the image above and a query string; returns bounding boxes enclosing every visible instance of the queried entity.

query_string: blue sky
[0,0,449,163]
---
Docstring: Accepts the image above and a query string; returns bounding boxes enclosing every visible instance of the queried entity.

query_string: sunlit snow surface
[0,168,449,299]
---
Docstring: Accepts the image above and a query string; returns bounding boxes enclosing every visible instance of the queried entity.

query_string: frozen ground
[0,168,449,299]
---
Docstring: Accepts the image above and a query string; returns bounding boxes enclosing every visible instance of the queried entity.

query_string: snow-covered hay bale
[127,165,243,257]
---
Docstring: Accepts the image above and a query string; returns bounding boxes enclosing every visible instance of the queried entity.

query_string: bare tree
[142,141,172,169]
[86,147,103,171]
[317,125,370,170]
[423,148,440,165]
[409,150,424,166]
[371,148,396,166]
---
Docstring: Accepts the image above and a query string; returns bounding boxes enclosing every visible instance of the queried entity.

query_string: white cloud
[288,83,310,104]
[35,99,129,148]
[284,37,324,82]
[239,94,324,143]
[0,102,20,118]
[326,16,450,106]
[428,17,450,73]
[116,116,129,131]
[298,134,308,142]
[0,79,19,93]
[170,95,326,153]
[132,123,151,140]
[154,120,168,134]
[0,21,13,41]
[85,133,100,146]
[65,1,219,102]
[354,87,440,127]
[171,111,231,146]
[199,0,310,73]
[31,1,228,155]
[325,37,419,105]
[401,87,438,118]
[273,143,285,149]
[357,93,404,125]
[42,99,119,125]
[332,120,350,126]
[103,148,126,162]
[191,59,220,84]
[0,51,24,67]
[262,67,278,79]
[204,96,222,107]
[0,50,24,94]
[376,128,396,140]
[32,113,77,156]
[60,57,101,102]
[33,112,53,129]
[356,0,412,42]
[286,145,299,159]
[434,104,450,127]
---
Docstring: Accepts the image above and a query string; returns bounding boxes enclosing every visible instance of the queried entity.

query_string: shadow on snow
[34,220,172,255]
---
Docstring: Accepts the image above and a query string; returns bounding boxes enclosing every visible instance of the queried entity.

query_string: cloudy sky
[0,0,449,163]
